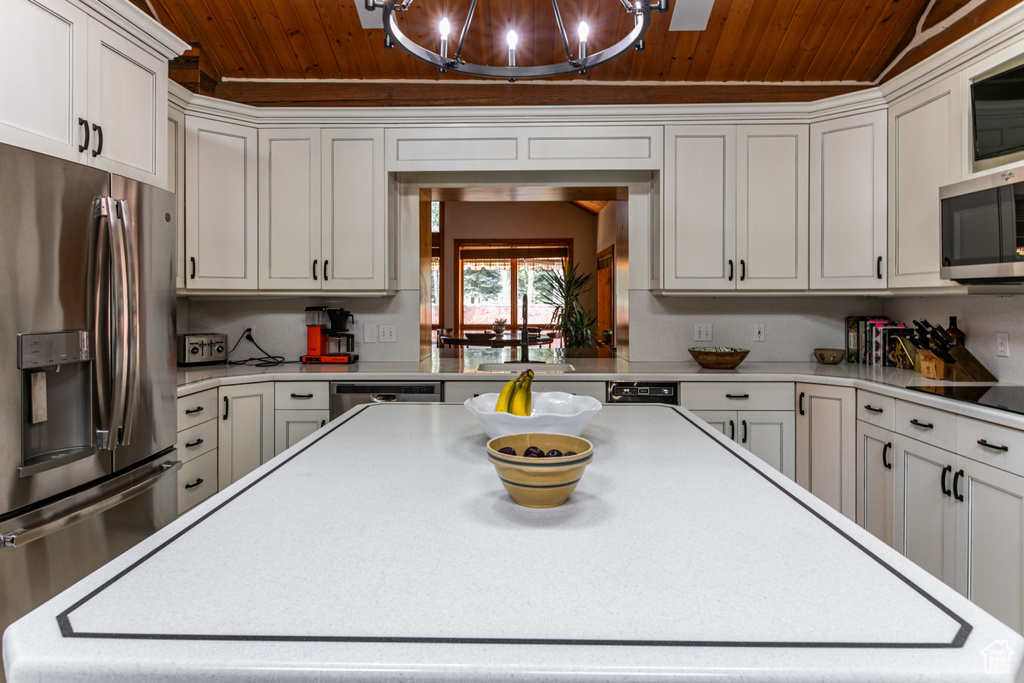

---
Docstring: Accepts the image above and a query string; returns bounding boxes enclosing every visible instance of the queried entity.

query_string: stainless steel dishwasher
[329,382,443,419]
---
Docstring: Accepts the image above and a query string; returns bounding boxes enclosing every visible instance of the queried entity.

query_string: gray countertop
[6,403,1021,681]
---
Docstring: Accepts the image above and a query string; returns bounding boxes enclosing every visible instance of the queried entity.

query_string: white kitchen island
[4,404,1023,682]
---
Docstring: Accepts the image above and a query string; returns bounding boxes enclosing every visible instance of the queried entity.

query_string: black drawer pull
[977,439,1009,452]
[941,465,952,497]
[953,469,964,502]
[185,438,204,448]
[728,420,735,441]
[223,396,229,420]
[864,405,883,414]
[725,393,749,399]
[324,259,329,281]
[728,260,734,281]
[799,391,805,416]
[876,256,883,280]
[312,259,318,281]
[290,393,314,399]
[740,259,746,281]
[184,406,204,415]
[190,256,196,279]
[741,419,748,444]
[882,442,892,470]
[910,419,934,430]
[185,477,204,490]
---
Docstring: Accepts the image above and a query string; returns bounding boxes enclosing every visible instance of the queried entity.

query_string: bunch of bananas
[495,369,534,416]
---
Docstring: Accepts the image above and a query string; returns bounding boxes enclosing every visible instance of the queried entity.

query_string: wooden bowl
[465,331,496,341]
[814,348,845,364]
[486,433,594,508]
[688,347,750,369]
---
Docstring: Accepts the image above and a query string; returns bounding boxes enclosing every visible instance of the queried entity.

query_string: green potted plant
[538,263,597,349]
[492,317,507,334]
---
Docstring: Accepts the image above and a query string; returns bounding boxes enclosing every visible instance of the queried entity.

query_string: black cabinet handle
[185,438,204,448]
[877,256,883,279]
[725,393,749,399]
[184,406,204,415]
[741,419,748,444]
[190,256,196,279]
[799,391,805,416]
[313,259,318,281]
[91,123,102,157]
[78,118,89,152]
[882,442,892,470]
[728,420,735,440]
[185,477,204,489]
[740,259,746,281]
[223,396,229,420]
[864,405,883,414]
[953,469,964,502]
[941,465,952,497]
[324,259,329,281]
[728,260,734,281]
[910,418,934,430]
[977,439,1009,452]
[290,393,314,399]
[321,419,326,427]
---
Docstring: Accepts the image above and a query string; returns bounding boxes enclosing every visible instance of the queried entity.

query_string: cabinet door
[185,116,258,289]
[274,409,330,455]
[895,434,957,587]
[795,383,856,519]
[740,411,796,481]
[692,411,738,442]
[218,384,274,491]
[888,75,962,289]
[736,125,808,290]
[259,129,322,290]
[321,128,390,292]
[87,20,166,186]
[809,110,887,290]
[955,457,1024,634]
[662,125,736,290]
[0,0,88,161]
[168,106,185,290]
[857,421,895,548]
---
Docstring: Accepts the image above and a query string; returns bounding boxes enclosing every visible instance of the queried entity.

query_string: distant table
[440,333,552,348]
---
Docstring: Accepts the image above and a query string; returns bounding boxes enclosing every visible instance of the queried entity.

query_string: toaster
[177,333,228,366]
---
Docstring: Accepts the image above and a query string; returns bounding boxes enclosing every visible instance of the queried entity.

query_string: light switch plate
[379,324,397,343]
[364,324,377,343]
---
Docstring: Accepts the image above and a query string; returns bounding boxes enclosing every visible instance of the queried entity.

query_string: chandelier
[364,0,669,82]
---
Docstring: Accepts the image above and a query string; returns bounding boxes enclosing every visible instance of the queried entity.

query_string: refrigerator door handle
[92,198,124,450]
[1,460,181,549]
[116,199,141,446]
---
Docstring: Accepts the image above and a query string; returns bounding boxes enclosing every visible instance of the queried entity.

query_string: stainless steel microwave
[940,167,1024,282]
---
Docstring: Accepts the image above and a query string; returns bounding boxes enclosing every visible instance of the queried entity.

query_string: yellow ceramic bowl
[485,433,594,508]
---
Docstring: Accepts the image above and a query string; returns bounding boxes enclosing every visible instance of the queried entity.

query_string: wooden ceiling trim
[683,0,735,81]
[922,0,972,31]
[853,0,928,81]
[212,79,869,107]
[883,0,1024,82]
[753,0,819,81]
[778,0,846,81]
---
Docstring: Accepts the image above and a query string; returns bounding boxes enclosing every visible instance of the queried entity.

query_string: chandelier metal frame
[364,0,669,81]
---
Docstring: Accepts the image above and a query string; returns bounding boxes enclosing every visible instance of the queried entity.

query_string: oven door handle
[1,460,181,549]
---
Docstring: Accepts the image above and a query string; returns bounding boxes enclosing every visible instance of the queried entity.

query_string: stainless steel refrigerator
[0,143,179,679]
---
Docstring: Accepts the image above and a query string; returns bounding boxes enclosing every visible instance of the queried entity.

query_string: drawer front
[679,382,794,411]
[895,400,955,448]
[175,419,218,463]
[177,448,218,515]
[957,415,1024,478]
[176,388,218,431]
[275,382,329,410]
[856,391,896,430]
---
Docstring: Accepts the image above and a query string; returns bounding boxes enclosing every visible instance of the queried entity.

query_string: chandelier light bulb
[578,21,589,43]
[506,29,518,49]
[439,17,450,39]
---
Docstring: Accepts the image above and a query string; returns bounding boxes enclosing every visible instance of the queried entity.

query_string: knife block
[919,345,997,382]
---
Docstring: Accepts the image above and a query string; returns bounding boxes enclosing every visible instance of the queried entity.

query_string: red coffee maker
[301,307,358,364]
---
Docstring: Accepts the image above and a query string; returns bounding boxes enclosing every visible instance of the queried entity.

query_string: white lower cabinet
[274,382,330,455]
[176,389,219,514]
[856,420,895,547]
[795,383,856,520]
[218,383,275,491]
[693,410,795,479]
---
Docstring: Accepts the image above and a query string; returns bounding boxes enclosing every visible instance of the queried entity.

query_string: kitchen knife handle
[864,405,883,414]
[977,439,1009,452]
[941,465,952,497]
[799,392,805,416]
[910,418,934,430]
[876,256,883,279]
[953,469,964,502]
[78,118,89,153]
[882,442,892,470]
[223,396,229,420]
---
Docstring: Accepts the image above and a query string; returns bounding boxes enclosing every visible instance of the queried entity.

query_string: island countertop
[5,404,1023,682]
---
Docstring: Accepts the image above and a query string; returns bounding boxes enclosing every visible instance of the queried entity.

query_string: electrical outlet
[363,324,378,343]
[242,323,256,339]
[379,324,397,343]
[997,332,1010,358]
[753,323,765,342]
[694,323,712,342]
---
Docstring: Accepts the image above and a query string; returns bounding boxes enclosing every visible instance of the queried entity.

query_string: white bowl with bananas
[464,371,602,439]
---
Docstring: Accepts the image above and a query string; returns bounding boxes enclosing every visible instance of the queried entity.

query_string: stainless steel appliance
[0,143,180,679]
[607,381,679,405]
[177,333,228,365]
[940,168,1024,282]
[329,382,442,419]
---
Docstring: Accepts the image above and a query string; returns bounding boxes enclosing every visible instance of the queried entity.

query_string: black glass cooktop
[906,385,1024,416]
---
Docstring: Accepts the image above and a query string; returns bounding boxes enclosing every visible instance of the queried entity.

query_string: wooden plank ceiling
[143,0,1024,106]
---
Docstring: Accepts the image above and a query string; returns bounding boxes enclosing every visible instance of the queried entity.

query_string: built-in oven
[940,168,1024,282]
[329,382,443,420]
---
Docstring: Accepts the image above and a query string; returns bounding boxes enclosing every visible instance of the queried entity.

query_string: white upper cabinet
[0,0,176,186]
[184,115,258,290]
[258,128,322,290]
[168,104,185,290]
[736,125,809,290]
[809,110,888,290]
[888,75,963,289]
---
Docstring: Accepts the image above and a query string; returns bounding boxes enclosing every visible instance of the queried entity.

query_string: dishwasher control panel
[606,382,679,405]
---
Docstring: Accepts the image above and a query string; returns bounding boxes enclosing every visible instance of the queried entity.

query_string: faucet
[519,293,530,363]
